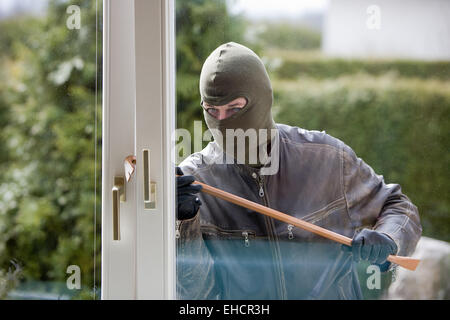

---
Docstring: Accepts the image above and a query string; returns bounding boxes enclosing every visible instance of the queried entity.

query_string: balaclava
[200,42,276,166]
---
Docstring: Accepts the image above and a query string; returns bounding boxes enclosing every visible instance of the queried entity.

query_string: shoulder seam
[281,137,341,153]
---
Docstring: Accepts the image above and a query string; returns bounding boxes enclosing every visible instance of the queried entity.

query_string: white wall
[322,0,450,60]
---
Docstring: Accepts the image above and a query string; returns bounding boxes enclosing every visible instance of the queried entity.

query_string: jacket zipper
[242,231,250,247]
[287,224,294,240]
[251,170,287,299]
[178,222,253,248]
[252,172,265,198]
[202,225,255,247]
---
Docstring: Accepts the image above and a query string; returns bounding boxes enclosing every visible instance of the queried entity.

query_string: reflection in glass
[175,0,446,300]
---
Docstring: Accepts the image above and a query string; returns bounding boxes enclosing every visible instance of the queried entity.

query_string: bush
[265,49,450,80]
[248,22,321,51]
[0,0,101,298]
[273,74,450,241]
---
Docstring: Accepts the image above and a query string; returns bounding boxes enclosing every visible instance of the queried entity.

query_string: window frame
[101,0,176,300]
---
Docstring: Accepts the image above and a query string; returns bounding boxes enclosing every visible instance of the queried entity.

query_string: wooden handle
[194,179,420,271]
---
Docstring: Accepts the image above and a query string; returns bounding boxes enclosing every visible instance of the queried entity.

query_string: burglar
[176,42,422,299]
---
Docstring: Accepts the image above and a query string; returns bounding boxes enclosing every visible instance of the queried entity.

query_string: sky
[0,0,47,18]
[0,0,329,20]
[228,0,329,20]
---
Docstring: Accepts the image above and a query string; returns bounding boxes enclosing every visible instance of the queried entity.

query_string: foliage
[0,261,23,299]
[265,49,450,80]
[247,22,321,51]
[0,0,101,298]
[272,73,450,241]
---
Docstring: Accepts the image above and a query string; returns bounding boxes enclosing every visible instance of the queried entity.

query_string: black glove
[176,167,202,220]
[343,229,398,268]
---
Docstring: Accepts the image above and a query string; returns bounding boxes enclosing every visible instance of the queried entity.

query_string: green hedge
[252,23,321,51]
[273,75,450,242]
[264,50,450,80]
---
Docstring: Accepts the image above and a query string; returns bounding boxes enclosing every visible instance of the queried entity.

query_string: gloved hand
[176,167,202,220]
[343,229,398,266]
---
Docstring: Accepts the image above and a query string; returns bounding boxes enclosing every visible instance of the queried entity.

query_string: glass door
[101,0,440,301]
[0,0,102,300]
[173,0,431,301]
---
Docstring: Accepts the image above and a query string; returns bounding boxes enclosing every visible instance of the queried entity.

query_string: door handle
[142,149,156,209]
[112,176,125,241]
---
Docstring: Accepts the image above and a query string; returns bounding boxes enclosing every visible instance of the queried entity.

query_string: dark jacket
[177,124,422,299]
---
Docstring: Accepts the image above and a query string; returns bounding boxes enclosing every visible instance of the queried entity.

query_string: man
[176,42,422,299]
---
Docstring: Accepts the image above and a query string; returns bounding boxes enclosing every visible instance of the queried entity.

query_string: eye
[206,108,218,116]
[232,108,242,113]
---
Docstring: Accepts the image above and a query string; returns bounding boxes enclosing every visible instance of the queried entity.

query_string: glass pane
[0,0,102,299]
[175,0,446,300]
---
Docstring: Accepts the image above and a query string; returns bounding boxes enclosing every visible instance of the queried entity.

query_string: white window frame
[101,0,176,300]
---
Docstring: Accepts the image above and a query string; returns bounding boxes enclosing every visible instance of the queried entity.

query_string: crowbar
[192,178,420,271]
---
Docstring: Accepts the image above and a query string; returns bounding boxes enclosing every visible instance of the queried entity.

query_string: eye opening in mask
[201,97,248,120]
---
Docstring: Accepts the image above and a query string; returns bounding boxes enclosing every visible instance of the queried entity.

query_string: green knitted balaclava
[200,42,276,165]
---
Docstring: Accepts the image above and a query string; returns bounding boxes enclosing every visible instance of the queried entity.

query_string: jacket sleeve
[176,210,220,299]
[342,143,422,258]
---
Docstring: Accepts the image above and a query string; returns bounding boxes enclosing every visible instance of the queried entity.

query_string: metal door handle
[112,176,125,240]
[143,149,156,209]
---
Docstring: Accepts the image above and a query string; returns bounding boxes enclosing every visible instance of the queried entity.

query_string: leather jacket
[176,124,422,299]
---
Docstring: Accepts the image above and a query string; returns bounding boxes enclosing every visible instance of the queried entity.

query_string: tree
[0,0,101,298]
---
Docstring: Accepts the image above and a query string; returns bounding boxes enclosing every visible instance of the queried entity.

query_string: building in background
[0,0,47,19]
[322,0,450,61]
